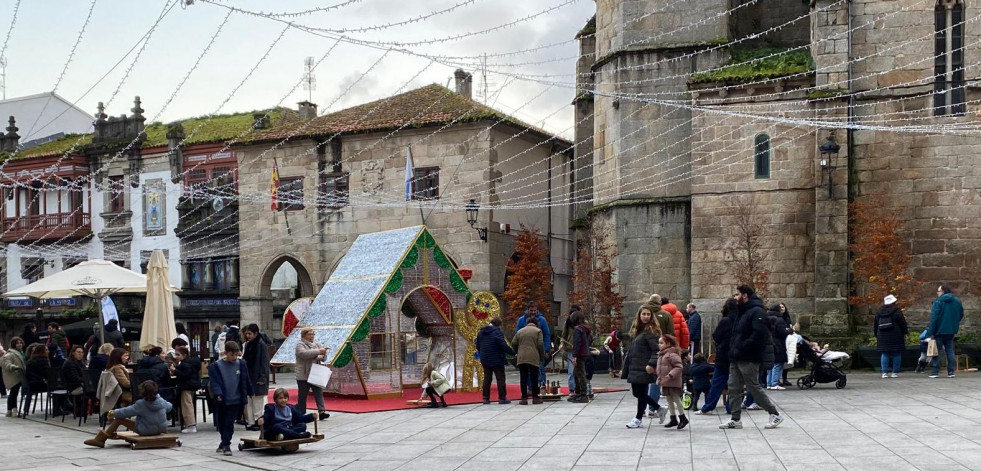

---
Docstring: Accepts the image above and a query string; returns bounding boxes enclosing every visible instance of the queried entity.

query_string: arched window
[935,0,965,116]
[754,133,770,179]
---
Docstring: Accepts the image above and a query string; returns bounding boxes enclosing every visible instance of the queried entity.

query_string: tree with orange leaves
[569,223,625,332]
[503,226,552,326]
[848,196,922,321]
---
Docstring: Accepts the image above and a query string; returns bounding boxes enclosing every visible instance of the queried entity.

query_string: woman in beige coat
[295,327,330,420]
[510,316,545,405]
[0,337,26,417]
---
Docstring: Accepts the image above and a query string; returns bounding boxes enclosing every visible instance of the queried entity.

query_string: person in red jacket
[659,297,690,350]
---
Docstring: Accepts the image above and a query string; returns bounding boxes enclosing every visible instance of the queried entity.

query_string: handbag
[307,362,333,389]
[927,338,938,357]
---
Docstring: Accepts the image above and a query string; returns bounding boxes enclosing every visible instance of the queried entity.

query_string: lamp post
[465,199,488,242]
[819,134,840,199]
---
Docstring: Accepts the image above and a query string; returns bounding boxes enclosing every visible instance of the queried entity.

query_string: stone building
[233,75,574,336]
[576,0,980,336]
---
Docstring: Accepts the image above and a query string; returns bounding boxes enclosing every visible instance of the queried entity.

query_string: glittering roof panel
[270,226,424,365]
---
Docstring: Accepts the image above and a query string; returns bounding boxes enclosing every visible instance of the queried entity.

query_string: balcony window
[278,177,304,211]
[108,175,126,213]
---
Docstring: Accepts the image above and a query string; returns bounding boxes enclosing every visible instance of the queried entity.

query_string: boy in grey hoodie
[84,380,173,447]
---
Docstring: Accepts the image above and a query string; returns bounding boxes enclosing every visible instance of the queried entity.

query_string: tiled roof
[11,107,298,160]
[247,84,564,145]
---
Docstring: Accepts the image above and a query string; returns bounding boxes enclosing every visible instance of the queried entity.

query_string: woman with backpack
[875,294,909,378]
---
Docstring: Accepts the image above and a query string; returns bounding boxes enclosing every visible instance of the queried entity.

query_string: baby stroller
[795,336,847,389]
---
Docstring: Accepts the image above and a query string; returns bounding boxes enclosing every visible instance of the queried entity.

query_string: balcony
[1,212,92,243]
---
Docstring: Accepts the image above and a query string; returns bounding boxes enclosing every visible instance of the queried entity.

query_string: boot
[677,414,689,430]
[519,398,528,405]
[532,396,543,405]
[5,410,11,417]
[84,431,110,448]
[664,415,679,428]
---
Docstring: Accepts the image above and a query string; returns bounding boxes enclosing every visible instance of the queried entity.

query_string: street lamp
[819,133,840,199]
[465,199,488,242]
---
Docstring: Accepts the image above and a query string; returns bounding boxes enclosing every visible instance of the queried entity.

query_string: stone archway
[254,255,315,336]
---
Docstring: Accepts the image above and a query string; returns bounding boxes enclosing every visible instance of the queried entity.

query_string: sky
[0,0,596,142]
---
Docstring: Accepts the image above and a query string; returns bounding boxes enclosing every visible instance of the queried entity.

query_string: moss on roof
[690,46,813,84]
[248,84,558,144]
[576,15,596,39]
[15,107,297,160]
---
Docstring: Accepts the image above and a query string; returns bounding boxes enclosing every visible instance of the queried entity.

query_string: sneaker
[765,414,784,429]
[746,404,762,411]
[319,412,330,420]
[223,448,233,456]
[181,425,198,434]
[646,409,657,418]
[626,418,643,428]
[656,406,668,424]
[498,399,511,405]
[948,374,956,378]
[482,399,491,404]
[772,386,786,390]
[694,410,707,415]
[519,399,528,405]
[216,446,225,453]
[929,374,939,378]
[718,420,742,429]
[890,373,899,378]
[766,386,773,390]
[882,373,889,379]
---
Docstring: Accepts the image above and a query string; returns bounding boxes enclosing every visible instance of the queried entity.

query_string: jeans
[646,383,662,413]
[482,365,507,401]
[539,355,549,386]
[767,363,784,387]
[700,364,730,413]
[566,352,576,392]
[631,383,660,420]
[728,361,778,421]
[880,351,902,374]
[572,358,588,397]
[215,402,243,449]
[296,380,326,413]
[930,334,956,375]
[518,364,540,398]
[267,421,308,440]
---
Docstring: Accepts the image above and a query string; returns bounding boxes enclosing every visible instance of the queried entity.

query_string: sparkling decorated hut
[271,226,497,398]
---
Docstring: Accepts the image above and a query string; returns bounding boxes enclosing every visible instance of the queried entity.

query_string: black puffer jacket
[138,356,171,386]
[729,295,769,363]
[475,324,514,367]
[767,309,790,365]
[174,356,202,391]
[874,304,909,352]
[625,331,659,384]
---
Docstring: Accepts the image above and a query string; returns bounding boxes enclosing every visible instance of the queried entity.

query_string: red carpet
[267,385,627,413]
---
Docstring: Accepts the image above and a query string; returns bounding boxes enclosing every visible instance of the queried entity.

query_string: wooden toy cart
[238,418,323,453]
[115,431,181,450]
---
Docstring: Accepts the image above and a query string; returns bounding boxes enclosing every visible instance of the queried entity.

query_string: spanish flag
[270,161,280,211]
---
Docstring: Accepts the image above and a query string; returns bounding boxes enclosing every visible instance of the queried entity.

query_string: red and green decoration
[368,295,386,318]
[333,343,354,368]
[416,231,436,249]
[401,246,419,269]
[385,270,404,293]
[351,317,371,342]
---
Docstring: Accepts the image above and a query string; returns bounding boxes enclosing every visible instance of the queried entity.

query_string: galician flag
[404,147,414,201]
[270,161,280,211]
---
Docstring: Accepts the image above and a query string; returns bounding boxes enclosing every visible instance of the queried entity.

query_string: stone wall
[594,0,729,58]
[730,0,810,47]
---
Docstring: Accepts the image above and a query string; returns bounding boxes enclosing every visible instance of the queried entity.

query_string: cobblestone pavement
[2,371,981,470]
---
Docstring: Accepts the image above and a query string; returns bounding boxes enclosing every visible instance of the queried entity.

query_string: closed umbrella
[140,250,178,349]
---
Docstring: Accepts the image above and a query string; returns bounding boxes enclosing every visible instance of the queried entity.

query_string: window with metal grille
[319,172,349,209]
[277,177,304,211]
[754,134,770,179]
[185,169,208,199]
[935,0,965,116]
[108,175,126,213]
[411,167,439,200]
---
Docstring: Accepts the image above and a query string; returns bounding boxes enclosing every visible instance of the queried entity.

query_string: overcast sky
[0,0,595,141]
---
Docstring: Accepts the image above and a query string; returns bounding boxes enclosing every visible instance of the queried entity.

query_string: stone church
[575,0,980,336]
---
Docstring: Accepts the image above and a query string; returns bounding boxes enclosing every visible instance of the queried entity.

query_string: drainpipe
[845,0,855,324]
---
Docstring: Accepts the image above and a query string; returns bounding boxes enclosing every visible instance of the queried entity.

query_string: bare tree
[726,198,771,301]
[569,222,625,332]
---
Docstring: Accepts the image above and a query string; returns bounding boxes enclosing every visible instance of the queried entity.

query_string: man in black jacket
[719,285,783,430]
[475,317,515,404]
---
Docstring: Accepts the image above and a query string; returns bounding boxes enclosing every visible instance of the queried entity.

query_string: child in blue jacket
[84,380,172,448]
[260,388,314,441]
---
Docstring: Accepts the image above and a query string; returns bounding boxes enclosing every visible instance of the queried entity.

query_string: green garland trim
[433,246,451,269]
[415,318,431,337]
[400,246,419,269]
[333,343,354,368]
[368,295,387,317]
[450,270,468,293]
[385,270,404,293]
[416,231,435,249]
[351,317,371,342]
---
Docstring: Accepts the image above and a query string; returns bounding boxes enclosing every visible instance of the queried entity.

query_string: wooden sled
[239,417,323,453]
[114,431,181,450]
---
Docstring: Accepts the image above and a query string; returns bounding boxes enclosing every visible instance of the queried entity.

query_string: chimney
[298,101,318,121]
[454,69,472,99]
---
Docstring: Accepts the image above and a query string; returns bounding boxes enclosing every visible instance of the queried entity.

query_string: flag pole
[272,156,291,235]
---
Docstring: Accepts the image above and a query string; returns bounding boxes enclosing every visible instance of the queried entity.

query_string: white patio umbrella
[140,250,178,349]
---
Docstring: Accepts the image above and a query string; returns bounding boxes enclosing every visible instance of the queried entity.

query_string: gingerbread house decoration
[271,226,497,398]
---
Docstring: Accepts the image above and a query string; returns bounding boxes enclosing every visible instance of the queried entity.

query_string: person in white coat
[295,327,330,421]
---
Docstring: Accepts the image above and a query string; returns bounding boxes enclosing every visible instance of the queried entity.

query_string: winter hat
[883,294,897,305]
[648,294,662,307]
